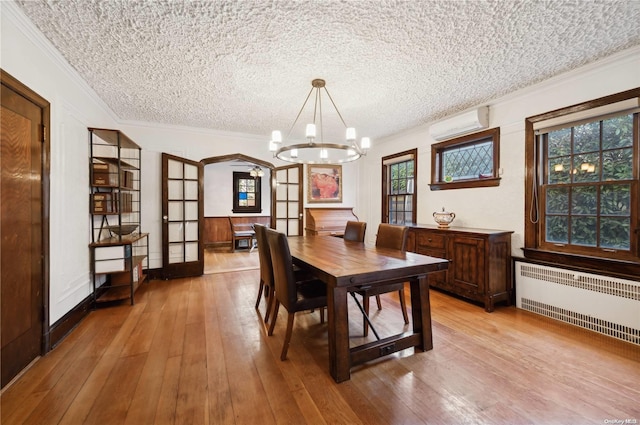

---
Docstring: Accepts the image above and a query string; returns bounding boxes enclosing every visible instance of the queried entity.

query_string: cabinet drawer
[415,232,446,250]
[416,247,446,259]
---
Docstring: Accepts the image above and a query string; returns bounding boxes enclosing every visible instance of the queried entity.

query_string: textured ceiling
[14,0,640,143]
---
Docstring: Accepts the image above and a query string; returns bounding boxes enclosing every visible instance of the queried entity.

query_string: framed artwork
[308,164,342,203]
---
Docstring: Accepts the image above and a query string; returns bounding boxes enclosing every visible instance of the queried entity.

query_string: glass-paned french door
[272,164,303,235]
[162,153,203,278]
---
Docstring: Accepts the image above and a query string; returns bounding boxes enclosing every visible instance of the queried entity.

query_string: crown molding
[375,44,640,146]
[2,0,119,123]
[119,118,266,142]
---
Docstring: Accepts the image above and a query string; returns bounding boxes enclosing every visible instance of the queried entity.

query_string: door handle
[163,215,168,223]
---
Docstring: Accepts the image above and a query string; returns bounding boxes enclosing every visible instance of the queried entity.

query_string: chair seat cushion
[296,280,328,310]
[234,231,255,237]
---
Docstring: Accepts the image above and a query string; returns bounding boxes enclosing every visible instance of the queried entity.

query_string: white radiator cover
[515,261,640,345]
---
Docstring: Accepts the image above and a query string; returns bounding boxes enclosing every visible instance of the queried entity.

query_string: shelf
[92,156,139,170]
[90,232,149,247]
[89,127,140,149]
[95,274,147,303]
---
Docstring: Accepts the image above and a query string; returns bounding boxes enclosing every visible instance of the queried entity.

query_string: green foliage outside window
[388,159,414,224]
[544,113,634,250]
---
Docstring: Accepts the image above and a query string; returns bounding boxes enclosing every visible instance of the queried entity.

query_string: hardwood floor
[2,253,639,424]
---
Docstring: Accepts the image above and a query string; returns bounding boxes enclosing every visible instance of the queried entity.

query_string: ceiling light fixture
[249,165,264,177]
[268,79,371,164]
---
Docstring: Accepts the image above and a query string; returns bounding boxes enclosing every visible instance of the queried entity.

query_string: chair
[266,228,327,360]
[357,223,409,337]
[343,221,367,242]
[228,217,255,252]
[254,223,276,324]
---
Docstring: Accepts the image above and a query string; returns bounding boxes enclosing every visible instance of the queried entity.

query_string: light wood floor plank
[2,251,639,424]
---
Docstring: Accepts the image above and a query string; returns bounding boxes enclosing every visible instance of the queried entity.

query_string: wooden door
[161,153,204,278]
[1,72,49,388]
[271,164,303,235]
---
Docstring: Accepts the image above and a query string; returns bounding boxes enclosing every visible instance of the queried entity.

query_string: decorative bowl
[106,224,138,236]
[433,208,455,228]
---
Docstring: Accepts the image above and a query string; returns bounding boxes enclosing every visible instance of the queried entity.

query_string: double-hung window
[525,89,640,270]
[382,149,417,224]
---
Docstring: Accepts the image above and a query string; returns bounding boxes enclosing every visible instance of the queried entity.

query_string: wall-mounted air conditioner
[429,106,490,141]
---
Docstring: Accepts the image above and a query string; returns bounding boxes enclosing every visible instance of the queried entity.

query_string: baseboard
[49,295,92,349]
[146,268,164,280]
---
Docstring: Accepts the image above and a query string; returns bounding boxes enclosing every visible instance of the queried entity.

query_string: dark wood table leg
[328,285,350,383]
[409,275,433,351]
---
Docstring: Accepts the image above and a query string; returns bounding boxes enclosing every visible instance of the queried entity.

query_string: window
[232,172,261,213]
[382,149,417,224]
[430,127,500,190]
[525,88,640,271]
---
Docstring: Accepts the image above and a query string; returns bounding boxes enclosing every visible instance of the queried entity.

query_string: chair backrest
[265,228,298,311]
[375,223,408,252]
[254,223,273,287]
[343,221,367,242]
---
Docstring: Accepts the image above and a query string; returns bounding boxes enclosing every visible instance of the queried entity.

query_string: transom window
[382,149,417,225]
[430,127,500,190]
[232,172,261,213]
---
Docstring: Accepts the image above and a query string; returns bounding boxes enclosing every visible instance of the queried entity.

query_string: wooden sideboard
[408,224,513,312]
[305,207,359,236]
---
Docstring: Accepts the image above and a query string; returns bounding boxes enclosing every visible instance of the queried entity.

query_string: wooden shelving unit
[89,128,149,305]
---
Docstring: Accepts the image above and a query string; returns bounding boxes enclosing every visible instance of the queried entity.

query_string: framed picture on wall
[308,164,342,203]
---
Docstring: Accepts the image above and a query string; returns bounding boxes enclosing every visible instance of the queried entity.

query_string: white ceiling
[14,0,640,143]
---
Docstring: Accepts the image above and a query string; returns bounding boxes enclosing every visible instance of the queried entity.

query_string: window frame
[429,127,501,190]
[524,88,640,278]
[381,149,417,225]
[232,171,261,214]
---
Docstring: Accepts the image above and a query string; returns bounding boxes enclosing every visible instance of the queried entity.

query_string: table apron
[344,274,426,291]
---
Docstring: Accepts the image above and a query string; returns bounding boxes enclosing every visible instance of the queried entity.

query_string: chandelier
[249,165,264,177]
[268,79,371,164]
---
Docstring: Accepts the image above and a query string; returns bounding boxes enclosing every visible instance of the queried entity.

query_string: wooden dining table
[286,235,449,383]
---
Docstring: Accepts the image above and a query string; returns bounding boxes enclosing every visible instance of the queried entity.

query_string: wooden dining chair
[357,223,409,337]
[343,220,367,242]
[266,228,328,360]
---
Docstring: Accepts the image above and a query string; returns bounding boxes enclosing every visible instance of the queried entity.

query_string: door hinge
[40,124,46,143]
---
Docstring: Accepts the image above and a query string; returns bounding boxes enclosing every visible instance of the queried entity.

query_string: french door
[272,164,303,235]
[161,153,203,278]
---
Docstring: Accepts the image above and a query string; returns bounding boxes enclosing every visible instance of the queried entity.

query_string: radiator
[515,261,640,345]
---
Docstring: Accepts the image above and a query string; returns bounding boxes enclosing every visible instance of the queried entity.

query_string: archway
[200,154,274,272]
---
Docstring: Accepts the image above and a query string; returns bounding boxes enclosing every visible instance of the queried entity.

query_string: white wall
[203,162,271,217]
[1,1,358,324]
[1,3,120,323]
[358,47,640,251]
[3,0,639,325]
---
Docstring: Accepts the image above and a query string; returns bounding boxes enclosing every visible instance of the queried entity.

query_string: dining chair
[343,220,367,242]
[357,223,409,337]
[254,223,276,324]
[266,228,328,361]
[255,223,318,326]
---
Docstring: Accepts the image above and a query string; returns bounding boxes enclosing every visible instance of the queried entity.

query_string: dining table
[286,235,449,383]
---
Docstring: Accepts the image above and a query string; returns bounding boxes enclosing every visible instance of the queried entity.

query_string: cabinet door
[449,235,485,295]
